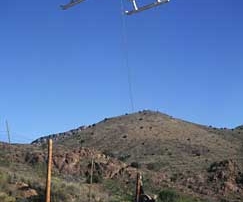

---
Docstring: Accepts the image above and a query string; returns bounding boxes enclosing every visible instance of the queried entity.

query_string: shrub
[130,162,140,168]
[147,163,161,171]
[0,171,11,191]
[158,189,204,202]
[158,189,178,202]
[118,154,131,161]
[103,150,115,158]
[236,173,243,184]
[86,173,103,184]
[0,192,16,202]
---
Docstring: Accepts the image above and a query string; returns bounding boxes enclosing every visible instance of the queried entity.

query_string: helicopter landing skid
[125,0,169,15]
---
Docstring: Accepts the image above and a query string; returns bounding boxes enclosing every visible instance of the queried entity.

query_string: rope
[120,0,135,112]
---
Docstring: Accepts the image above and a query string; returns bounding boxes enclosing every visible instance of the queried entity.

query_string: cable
[120,0,135,112]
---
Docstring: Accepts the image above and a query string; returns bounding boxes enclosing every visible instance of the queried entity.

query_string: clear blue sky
[0,0,243,143]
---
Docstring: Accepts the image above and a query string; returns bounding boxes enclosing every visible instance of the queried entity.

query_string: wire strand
[120,0,135,112]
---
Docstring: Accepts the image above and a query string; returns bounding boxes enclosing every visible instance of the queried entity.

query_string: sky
[0,0,243,143]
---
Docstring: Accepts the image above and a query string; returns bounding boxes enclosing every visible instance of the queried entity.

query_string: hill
[1,110,243,202]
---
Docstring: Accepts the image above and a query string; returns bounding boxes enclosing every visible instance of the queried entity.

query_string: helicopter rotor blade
[61,0,85,10]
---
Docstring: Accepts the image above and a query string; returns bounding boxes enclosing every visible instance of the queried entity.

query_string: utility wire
[120,0,135,112]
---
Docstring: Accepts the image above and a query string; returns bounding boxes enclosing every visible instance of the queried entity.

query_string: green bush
[158,189,204,202]
[0,192,16,202]
[0,171,11,191]
[130,162,141,168]
[86,173,103,184]
[118,154,131,161]
[159,189,179,202]
[236,173,243,184]
[146,162,161,171]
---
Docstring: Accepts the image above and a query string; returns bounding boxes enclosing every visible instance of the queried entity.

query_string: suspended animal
[61,0,169,15]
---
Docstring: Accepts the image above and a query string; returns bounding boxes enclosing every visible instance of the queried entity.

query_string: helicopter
[61,0,169,15]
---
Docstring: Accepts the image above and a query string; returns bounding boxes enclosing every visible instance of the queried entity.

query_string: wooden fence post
[89,152,94,202]
[5,120,11,145]
[45,139,53,202]
[135,172,141,202]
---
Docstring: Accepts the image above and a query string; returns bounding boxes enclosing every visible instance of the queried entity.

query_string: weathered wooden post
[89,150,94,202]
[5,120,11,145]
[45,139,52,202]
[135,172,142,202]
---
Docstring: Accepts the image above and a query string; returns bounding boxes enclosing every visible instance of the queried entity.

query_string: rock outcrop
[31,125,87,145]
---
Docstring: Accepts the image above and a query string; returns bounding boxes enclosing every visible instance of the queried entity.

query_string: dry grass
[1,110,243,201]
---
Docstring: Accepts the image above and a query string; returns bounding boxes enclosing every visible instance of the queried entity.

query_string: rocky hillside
[52,110,243,170]
[1,110,243,202]
[31,125,87,145]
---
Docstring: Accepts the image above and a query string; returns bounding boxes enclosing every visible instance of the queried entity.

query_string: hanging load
[61,0,169,15]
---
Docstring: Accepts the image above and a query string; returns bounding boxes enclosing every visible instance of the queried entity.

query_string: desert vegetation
[1,110,243,201]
